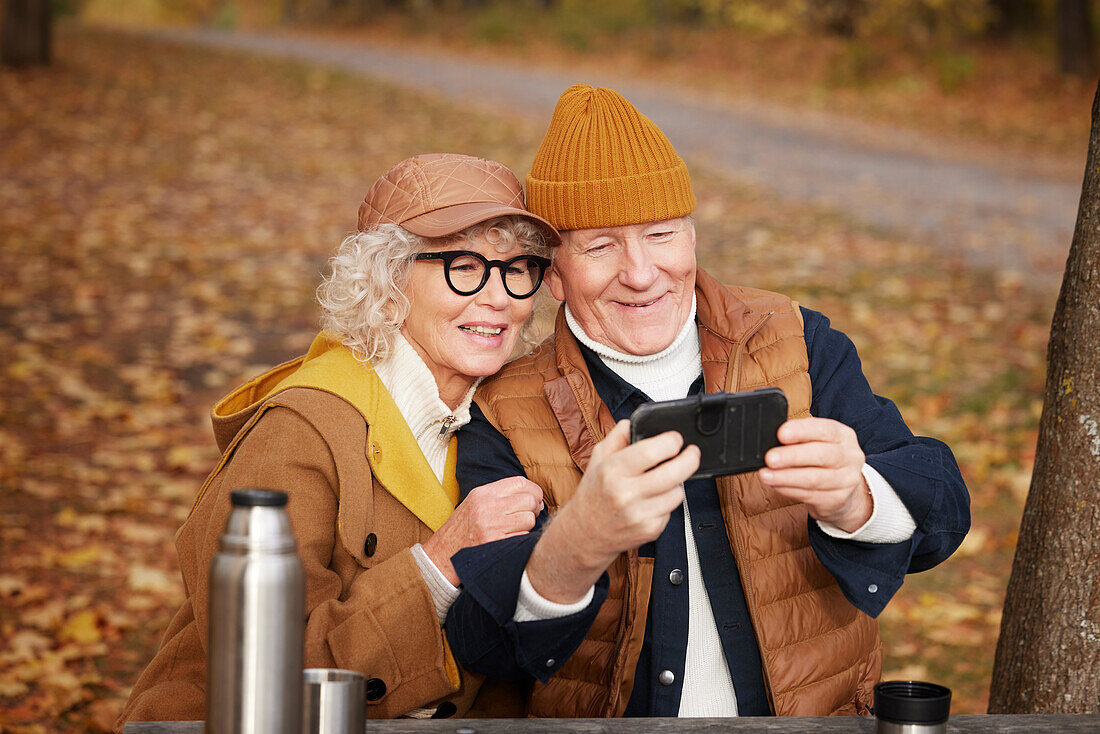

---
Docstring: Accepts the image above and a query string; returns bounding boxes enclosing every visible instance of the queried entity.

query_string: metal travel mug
[874,680,952,734]
[302,668,366,734]
[207,488,305,734]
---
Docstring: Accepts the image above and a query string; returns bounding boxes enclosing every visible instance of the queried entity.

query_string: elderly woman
[116,153,558,726]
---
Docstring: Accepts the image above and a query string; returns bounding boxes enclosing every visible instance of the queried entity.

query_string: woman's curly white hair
[317,215,553,363]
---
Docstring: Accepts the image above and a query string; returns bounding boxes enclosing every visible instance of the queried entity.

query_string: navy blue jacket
[445,307,970,714]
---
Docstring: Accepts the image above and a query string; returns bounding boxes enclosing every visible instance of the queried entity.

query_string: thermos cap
[874,680,951,725]
[231,488,288,507]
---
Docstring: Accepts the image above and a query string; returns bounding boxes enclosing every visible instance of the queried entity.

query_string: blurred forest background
[1,1,1097,731]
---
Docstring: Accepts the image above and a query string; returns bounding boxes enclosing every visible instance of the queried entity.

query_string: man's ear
[546,262,566,301]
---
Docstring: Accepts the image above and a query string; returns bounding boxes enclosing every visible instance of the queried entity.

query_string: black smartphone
[629,388,788,479]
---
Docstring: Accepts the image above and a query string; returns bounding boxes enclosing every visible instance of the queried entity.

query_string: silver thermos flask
[206,488,305,734]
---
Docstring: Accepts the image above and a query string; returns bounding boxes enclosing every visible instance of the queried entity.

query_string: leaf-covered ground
[0,25,1059,732]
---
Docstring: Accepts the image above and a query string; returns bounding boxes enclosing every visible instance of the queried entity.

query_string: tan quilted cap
[357,153,560,244]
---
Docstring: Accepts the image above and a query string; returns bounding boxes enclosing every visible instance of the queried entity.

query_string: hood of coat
[210,337,330,453]
[208,332,459,531]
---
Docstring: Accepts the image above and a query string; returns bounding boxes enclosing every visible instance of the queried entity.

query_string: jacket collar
[543,307,615,483]
[211,333,459,532]
[694,269,774,393]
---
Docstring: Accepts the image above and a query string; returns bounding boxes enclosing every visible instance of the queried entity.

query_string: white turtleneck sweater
[372,332,472,626]
[564,296,704,402]
[518,296,916,717]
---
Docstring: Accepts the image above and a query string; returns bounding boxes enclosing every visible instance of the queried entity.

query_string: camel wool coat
[116,334,521,730]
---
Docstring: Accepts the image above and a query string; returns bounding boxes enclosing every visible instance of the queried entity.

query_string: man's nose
[618,240,658,290]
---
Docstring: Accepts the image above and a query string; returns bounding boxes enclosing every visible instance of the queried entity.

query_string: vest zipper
[726,311,773,394]
[723,311,779,713]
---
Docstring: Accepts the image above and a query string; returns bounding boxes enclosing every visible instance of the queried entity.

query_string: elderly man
[444,85,969,718]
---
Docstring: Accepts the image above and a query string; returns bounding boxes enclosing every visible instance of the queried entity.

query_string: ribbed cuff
[526,162,695,231]
[411,543,461,625]
[513,570,595,623]
[816,464,917,543]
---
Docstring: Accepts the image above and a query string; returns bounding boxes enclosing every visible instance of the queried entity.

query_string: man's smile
[617,294,664,308]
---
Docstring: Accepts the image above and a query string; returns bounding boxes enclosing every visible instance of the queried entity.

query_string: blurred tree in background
[75,0,1097,78]
[2,0,53,65]
[1058,0,1096,76]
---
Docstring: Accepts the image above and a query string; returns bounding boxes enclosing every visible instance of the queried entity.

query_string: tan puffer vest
[475,270,881,717]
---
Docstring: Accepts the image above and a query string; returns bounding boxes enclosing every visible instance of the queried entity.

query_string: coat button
[868,583,878,594]
[658,669,675,686]
[669,568,685,586]
[431,701,457,718]
[366,677,386,701]
[364,533,377,557]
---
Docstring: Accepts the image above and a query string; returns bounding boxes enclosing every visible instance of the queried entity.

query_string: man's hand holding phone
[758,417,873,533]
[625,389,872,533]
[629,388,787,479]
[525,420,699,604]
[570,420,699,561]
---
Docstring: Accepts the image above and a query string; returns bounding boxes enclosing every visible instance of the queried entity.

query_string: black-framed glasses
[413,250,552,299]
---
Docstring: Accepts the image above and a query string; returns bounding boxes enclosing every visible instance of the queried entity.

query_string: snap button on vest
[658,670,675,686]
[364,533,377,557]
[366,677,386,701]
[669,568,685,585]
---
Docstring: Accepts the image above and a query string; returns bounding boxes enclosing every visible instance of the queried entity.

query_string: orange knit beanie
[525,84,696,232]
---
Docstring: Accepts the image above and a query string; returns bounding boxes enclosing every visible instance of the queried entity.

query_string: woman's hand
[422,476,545,586]
[758,416,873,532]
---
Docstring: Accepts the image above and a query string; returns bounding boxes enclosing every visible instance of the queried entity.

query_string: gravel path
[153,26,1083,286]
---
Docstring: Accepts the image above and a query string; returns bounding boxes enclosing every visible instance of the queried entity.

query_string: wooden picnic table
[124,714,1100,733]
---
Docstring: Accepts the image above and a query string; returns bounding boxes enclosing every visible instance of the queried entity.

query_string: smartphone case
[629,388,788,479]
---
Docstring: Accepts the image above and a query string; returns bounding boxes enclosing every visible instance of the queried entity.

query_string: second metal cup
[874,680,952,734]
[302,668,366,734]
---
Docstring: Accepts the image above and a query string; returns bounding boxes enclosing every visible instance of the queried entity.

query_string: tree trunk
[988,79,1100,714]
[1,0,51,67]
[989,0,1042,38]
[1058,0,1096,77]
